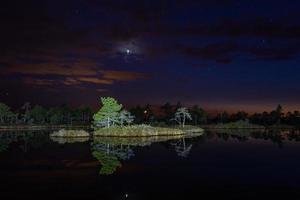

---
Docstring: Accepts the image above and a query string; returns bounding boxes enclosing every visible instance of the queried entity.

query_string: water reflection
[0,131,49,152]
[2,129,300,176]
[91,135,198,175]
[50,137,89,144]
[170,138,193,157]
[206,129,300,148]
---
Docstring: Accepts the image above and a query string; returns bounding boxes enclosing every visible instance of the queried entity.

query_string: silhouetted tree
[129,105,144,124]
[161,102,174,123]
[21,102,32,123]
[190,105,207,125]
[0,102,13,124]
[30,105,47,124]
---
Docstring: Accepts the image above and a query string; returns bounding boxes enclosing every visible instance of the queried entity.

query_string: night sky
[1,0,300,112]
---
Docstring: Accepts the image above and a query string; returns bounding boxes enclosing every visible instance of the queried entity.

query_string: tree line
[130,103,300,127]
[0,102,92,125]
[1,100,299,127]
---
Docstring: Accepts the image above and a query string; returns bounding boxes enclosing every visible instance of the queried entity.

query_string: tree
[119,110,134,126]
[0,102,13,124]
[275,104,283,124]
[191,105,207,125]
[30,105,47,124]
[173,107,192,128]
[93,97,122,128]
[161,102,174,123]
[216,111,230,123]
[21,102,32,123]
[231,111,248,122]
[48,107,63,124]
[129,105,144,124]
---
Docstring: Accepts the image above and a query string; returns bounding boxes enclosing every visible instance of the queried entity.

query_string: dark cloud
[1,0,300,108]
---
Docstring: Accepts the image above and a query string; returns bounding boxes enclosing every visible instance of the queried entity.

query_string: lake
[1,129,300,199]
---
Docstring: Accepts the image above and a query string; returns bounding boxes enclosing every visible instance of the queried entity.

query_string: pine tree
[93,97,122,128]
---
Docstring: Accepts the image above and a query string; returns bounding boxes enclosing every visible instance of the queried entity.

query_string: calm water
[1,129,300,199]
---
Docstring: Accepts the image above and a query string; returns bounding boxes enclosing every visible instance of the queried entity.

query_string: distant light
[126,49,130,54]
[144,110,147,114]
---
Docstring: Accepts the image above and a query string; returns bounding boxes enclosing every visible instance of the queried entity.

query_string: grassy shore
[93,124,204,137]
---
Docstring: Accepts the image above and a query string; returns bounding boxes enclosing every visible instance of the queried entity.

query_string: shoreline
[0,125,90,131]
[93,125,204,137]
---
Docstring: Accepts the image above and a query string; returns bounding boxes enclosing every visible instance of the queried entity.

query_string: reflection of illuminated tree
[171,138,193,157]
[92,151,121,175]
[91,134,201,174]
[92,142,136,175]
[93,143,135,160]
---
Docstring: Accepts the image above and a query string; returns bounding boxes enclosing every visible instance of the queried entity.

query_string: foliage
[129,105,146,124]
[93,97,123,128]
[0,102,14,124]
[48,107,63,124]
[190,105,207,125]
[30,105,47,124]
[160,102,174,122]
[119,110,134,126]
[213,120,265,129]
[21,102,32,123]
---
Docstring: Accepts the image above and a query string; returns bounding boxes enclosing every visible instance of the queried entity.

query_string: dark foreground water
[1,129,300,199]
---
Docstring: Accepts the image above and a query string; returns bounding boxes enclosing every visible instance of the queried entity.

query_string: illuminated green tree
[93,97,122,128]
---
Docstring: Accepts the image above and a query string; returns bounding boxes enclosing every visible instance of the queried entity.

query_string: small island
[47,97,203,138]
[92,97,203,137]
